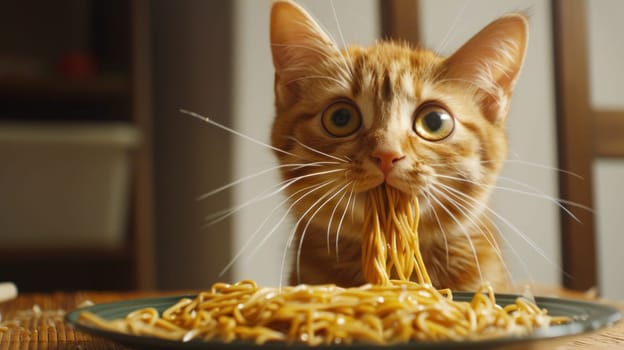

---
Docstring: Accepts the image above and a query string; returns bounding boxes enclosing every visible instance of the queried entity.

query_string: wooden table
[0,291,622,349]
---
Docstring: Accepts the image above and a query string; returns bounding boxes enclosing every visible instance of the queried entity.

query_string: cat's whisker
[328,0,356,82]
[497,175,548,196]
[327,182,351,254]
[428,159,584,180]
[420,190,450,268]
[282,10,354,84]
[349,183,359,224]
[431,185,504,269]
[432,173,588,222]
[286,136,350,163]
[503,158,584,180]
[433,182,537,284]
[435,180,568,278]
[284,11,353,85]
[180,109,298,159]
[435,0,469,55]
[486,222,531,286]
[336,183,357,261]
[204,168,345,226]
[218,180,332,277]
[296,182,351,282]
[425,186,484,283]
[281,180,344,286]
[197,161,340,201]
[203,177,297,226]
[495,174,592,214]
[430,183,515,283]
[248,180,340,281]
[427,158,590,222]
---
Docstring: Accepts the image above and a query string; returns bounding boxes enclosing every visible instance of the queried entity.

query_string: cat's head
[269,1,527,229]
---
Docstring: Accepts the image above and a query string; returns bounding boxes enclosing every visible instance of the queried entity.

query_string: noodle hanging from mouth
[78,185,568,345]
[362,185,430,285]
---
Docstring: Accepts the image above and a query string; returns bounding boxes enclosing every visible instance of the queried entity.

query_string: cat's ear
[444,14,528,124]
[270,1,338,108]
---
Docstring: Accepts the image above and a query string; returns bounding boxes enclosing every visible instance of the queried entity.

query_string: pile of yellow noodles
[79,186,567,345]
[80,280,564,345]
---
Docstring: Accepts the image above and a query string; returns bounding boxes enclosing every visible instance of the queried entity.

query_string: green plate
[65,293,621,349]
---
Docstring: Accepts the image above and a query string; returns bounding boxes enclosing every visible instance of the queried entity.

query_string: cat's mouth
[379,182,411,196]
[365,179,412,197]
[352,166,421,196]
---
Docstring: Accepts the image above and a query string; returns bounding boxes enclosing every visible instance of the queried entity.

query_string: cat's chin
[383,183,413,196]
[384,178,413,195]
[361,182,413,197]
[353,174,385,193]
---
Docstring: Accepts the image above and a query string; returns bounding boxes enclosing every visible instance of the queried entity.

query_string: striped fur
[270,1,528,291]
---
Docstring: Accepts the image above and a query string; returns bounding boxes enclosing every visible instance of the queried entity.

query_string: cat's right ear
[270,1,338,108]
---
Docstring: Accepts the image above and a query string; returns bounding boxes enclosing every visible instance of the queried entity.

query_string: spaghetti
[78,185,568,345]
[362,186,429,285]
[79,280,567,345]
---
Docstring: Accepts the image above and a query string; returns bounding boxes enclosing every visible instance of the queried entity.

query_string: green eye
[413,105,455,141]
[321,100,362,137]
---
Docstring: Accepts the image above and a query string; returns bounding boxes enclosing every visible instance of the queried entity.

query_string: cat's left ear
[444,14,528,124]
[270,1,339,108]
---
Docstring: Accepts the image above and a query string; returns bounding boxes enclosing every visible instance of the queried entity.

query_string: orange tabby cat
[269,1,528,291]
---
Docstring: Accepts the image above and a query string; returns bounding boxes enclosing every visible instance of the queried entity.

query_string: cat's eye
[321,100,362,137]
[413,105,455,141]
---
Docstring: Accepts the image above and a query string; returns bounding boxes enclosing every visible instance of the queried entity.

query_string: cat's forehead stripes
[381,69,393,102]
[348,54,365,97]
[343,46,435,134]
[348,47,426,103]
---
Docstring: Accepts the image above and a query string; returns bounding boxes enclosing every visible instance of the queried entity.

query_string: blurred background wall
[150,1,234,289]
[1,0,621,298]
[587,1,624,299]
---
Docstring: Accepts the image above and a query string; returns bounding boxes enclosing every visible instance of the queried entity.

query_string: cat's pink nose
[371,150,405,175]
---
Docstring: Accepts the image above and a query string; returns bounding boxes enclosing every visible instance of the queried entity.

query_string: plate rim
[65,292,622,349]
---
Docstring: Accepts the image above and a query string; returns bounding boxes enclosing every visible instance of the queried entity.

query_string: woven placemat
[0,292,135,350]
